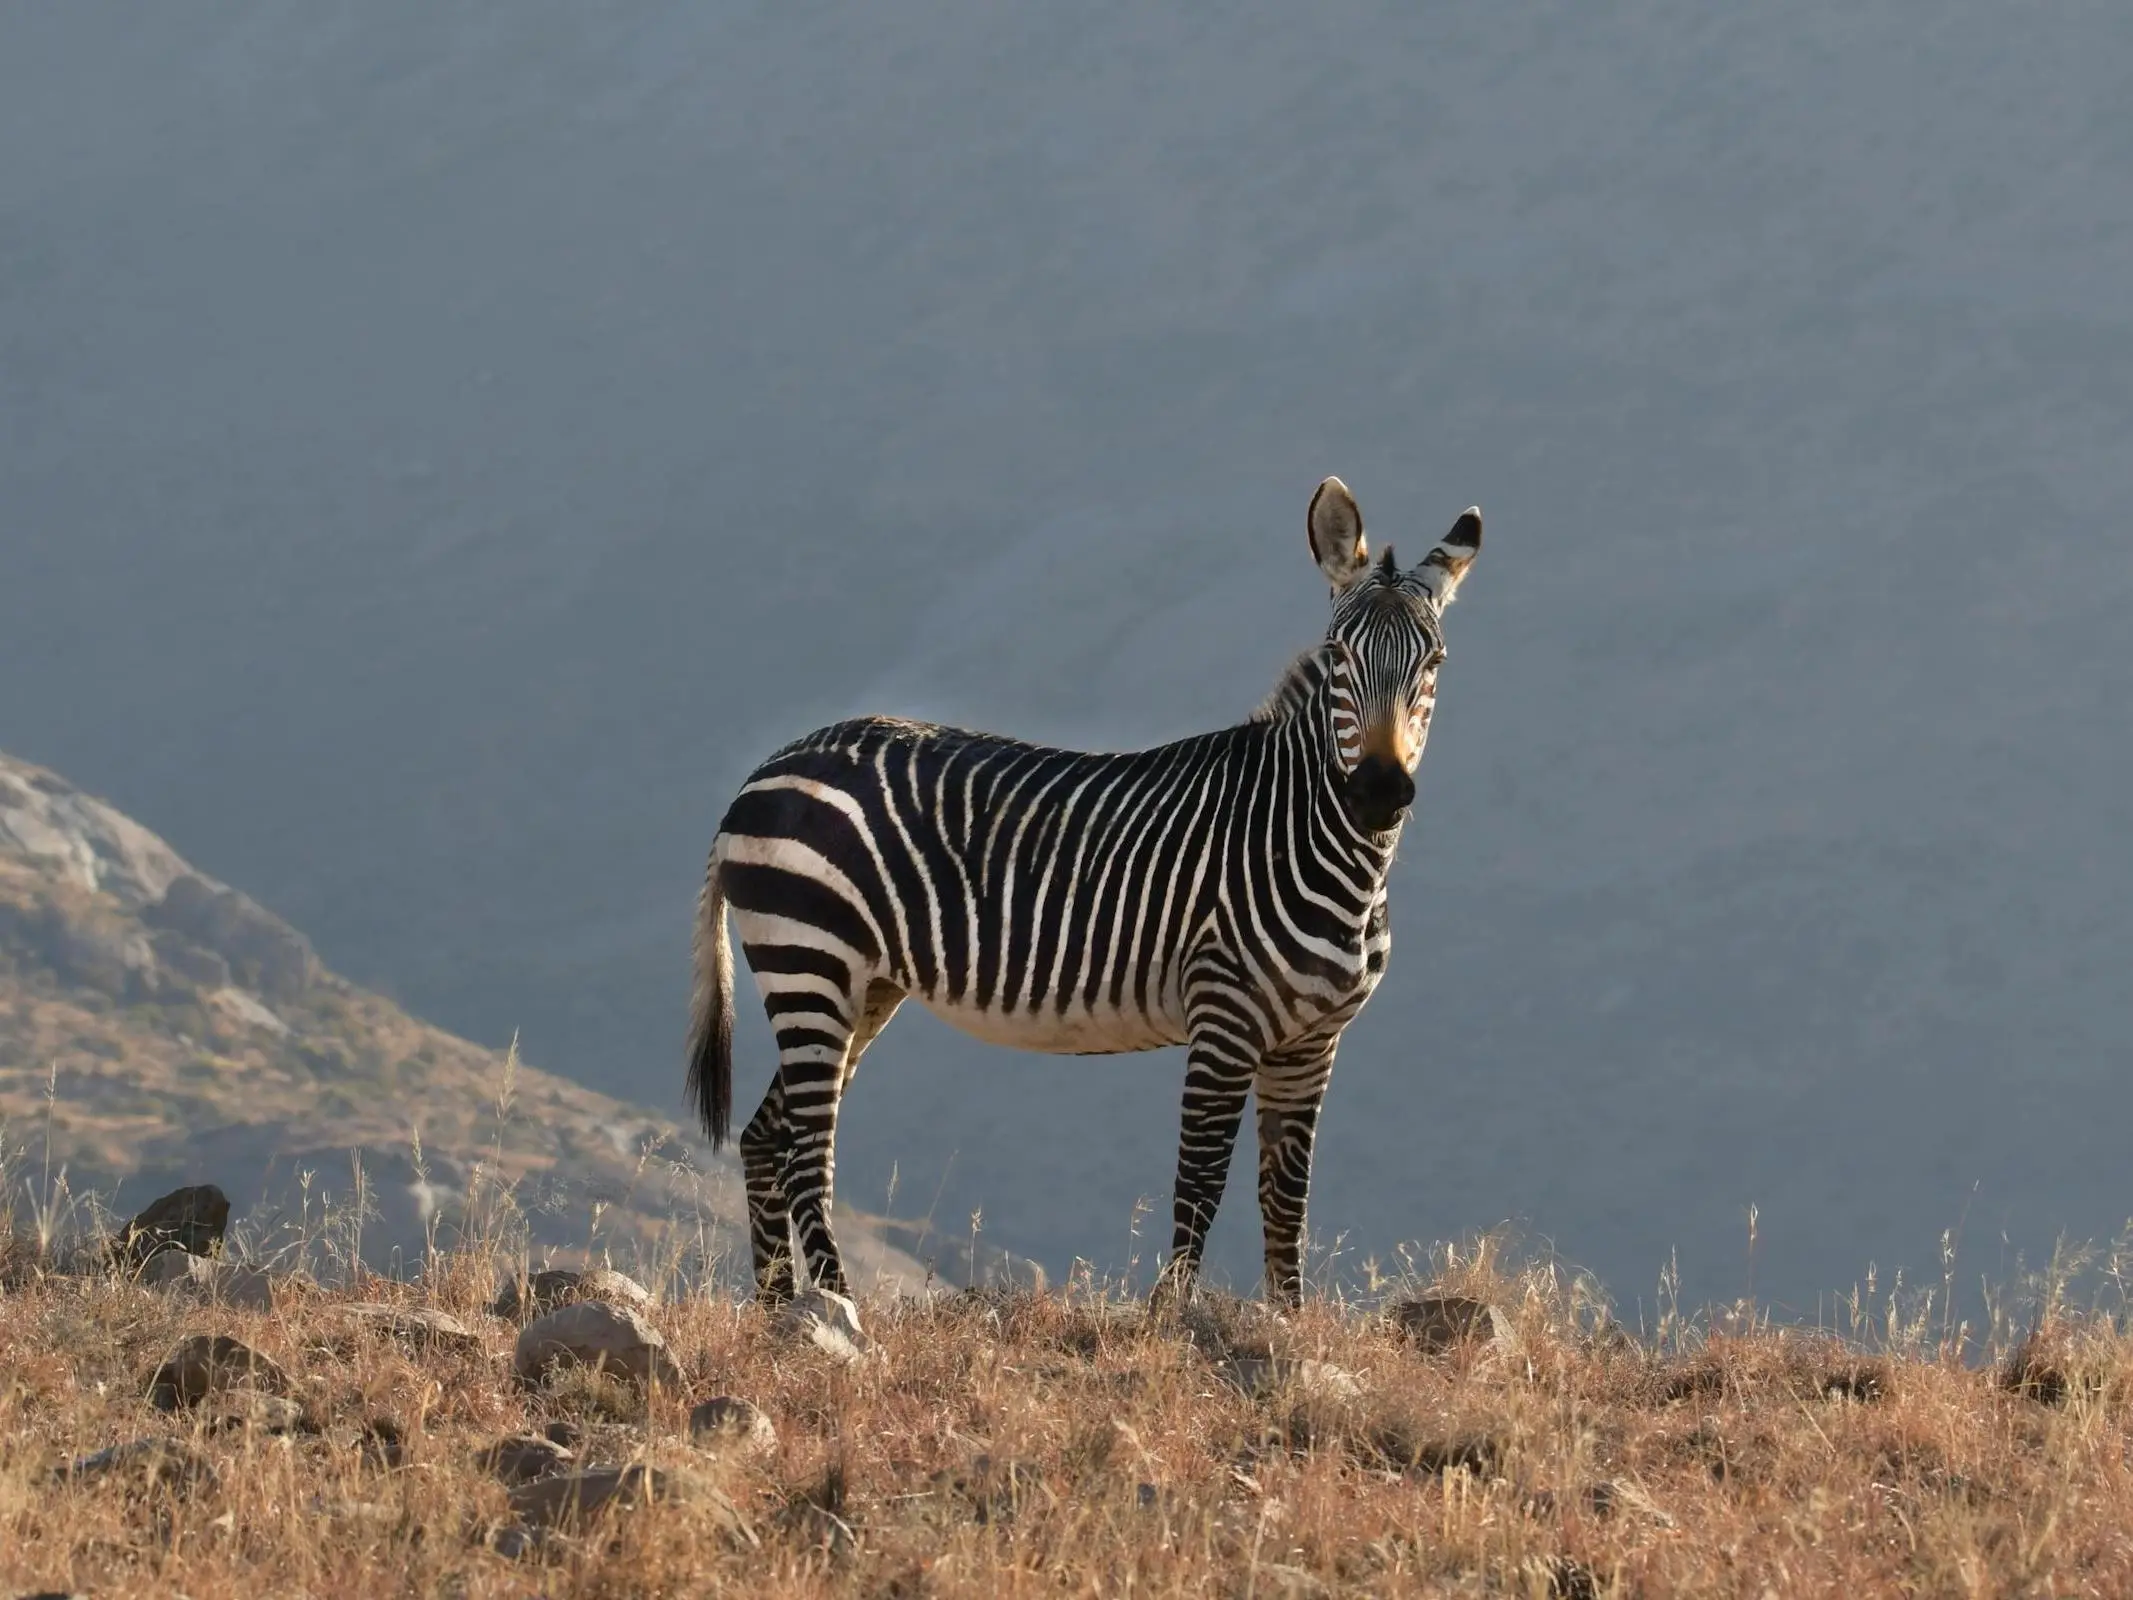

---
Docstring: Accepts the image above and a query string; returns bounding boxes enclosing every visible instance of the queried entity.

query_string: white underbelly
[917,992,1184,1055]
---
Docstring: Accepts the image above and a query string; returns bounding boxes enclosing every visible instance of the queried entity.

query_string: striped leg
[739,1078,797,1304]
[1255,1041,1337,1308]
[775,978,905,1299]
[1156,959,1265,1304]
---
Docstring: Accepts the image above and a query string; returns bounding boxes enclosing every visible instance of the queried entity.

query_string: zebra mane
[1250,644,1337,725]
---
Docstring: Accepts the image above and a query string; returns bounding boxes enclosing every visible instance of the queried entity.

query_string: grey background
[5,3,2130,1317]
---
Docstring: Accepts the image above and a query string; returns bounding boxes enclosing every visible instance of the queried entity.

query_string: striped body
[688,480,1481,1306]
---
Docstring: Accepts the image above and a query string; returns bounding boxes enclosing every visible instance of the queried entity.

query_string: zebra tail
[685,841,735,1149]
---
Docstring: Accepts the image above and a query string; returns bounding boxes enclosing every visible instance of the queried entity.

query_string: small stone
[507,1464,753,1545]
[340,1303,487,1356]
[1388,1293,1511,1354]
[492,1267,653,1323]
[144,1253,277,1310]
[1219,1356,1362,1403]
[203,1392,311,1436]
[688,1396,778,1458]
[356,1418,408,1471]
[148,1334,289,1410]
[772,1289,873,1364]
[52,1437,217,1495]
[110,1184,230,1269]
[477,1433,575,1485]
[484,1521,545,1560]
[514,1301,682,1388]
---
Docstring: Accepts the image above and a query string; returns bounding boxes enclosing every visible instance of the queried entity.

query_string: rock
[772,1289,873,1364]
[143,1252,277,1310]
[1219,1356,1362,1403]
[930,1454,1051,1524]
[51,1437,217,1495]
[514,1301,682,1388]
[476,1433,575,1485]
[110,1184,230,1269]
[1389,1293,1512,1354]
[688,1396,778,1458]
[492,1267,653,1323]
[341,1302,486,1356]
[144,873,318,999]
[148,926,232,990]
[356,1418,408,1471]
[0,756,192,906]
[203,1392,311,1436]
[31,896,160,996]
[483,1521,546,1561]
[148,1334,288,1410]
[506,1465,754,1545]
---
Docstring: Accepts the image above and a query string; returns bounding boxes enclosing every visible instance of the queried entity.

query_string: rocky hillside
[0,751,927,1288]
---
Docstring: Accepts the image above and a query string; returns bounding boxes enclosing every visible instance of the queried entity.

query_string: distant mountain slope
[0,750,929,1288]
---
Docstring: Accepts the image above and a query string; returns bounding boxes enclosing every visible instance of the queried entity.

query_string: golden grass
[5,1233,2133,1599]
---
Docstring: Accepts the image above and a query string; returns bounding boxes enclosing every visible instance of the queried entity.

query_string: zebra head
[1306,477,1482,835]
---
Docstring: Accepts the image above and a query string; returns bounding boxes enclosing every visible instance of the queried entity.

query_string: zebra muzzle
[1344,755,1416,834]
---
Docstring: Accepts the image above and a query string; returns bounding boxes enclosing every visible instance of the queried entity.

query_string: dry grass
[6,1230,2133,1600]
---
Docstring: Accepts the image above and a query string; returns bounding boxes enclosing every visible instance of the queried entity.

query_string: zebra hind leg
[776,978,905,1300]
[739,1078,797,1306]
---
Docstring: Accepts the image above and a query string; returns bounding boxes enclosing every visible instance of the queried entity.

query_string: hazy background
[5,3,2130,1317]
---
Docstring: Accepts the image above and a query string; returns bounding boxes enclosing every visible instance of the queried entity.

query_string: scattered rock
[1251,1564,1329,1599]
[477,1433,576,1485]
[507,1465,754,1545]
[341,1302,486,1356]
[1354,1419,1502,1478]
[785,1501,858,1559]
[1389,1293,1511,1354]
[356,1418,408,1471]
[689,1396,778,1459]
[142,1252,277,1310]
[492,1267,653,1323]
[144,873,318,999]
[1220,1356,1362,1404]
[148,1334,288,1411]
[931,1455,1051,1525]
[483,1520,547,1561]
[203,1392,311,1436]
[51,1437,217,1495]
[1823,1361,1888,1403]
[773,1289,873,1364]
[514,1301,682,1388]
[110,1184,230,1270]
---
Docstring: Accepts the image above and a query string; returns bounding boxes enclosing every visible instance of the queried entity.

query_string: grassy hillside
[3,1243,2129,1598]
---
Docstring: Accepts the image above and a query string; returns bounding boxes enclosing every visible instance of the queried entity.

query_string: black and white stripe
[687,478,1482,1306]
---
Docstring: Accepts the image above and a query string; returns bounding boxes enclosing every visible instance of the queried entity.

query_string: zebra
[686,477,1481,1307]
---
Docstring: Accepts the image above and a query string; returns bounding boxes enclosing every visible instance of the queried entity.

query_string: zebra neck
[1265,663,1404,889]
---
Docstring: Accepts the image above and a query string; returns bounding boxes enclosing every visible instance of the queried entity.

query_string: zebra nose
[1345,755,1415,831]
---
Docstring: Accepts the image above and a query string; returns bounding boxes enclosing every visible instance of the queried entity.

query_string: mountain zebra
[687,478,1482,1306]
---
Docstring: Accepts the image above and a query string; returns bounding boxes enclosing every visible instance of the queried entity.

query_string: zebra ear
[1414,506,1481,606]
[1307,477,1369,588]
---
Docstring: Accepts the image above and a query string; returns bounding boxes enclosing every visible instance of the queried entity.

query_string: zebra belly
[915,992,1185,1055]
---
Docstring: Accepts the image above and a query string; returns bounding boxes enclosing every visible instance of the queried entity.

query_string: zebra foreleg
[739,1078,797,1306]
[1155,1037,1257,1306]
[1255,1044,1336,1309]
